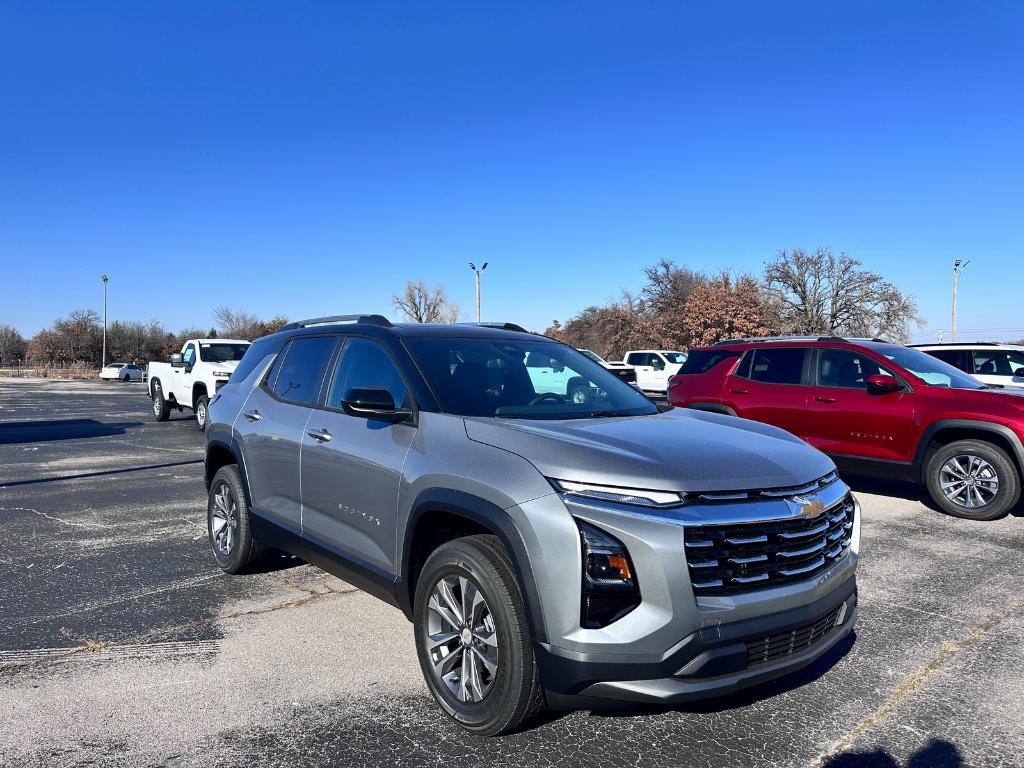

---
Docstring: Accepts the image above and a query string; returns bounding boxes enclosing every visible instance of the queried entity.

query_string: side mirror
[866,374,903,393]
[651,359,665,371]
[1014,367,1024,378]
[170,353,184,368]
[341,387,411,420]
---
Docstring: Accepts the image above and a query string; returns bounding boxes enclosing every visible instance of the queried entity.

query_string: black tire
[207,465,264,573]
[924,439,1020,520]
[195,394,210,432]
[151,380,171,422]
[413,535,543,736]
[122,374,130,383]
[567,383,590,406]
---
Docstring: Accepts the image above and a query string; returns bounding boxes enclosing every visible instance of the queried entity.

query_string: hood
[464,408,834,493]
[213,359,242,373]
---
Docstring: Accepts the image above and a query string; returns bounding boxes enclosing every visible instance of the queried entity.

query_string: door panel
[726,347,811,438]
[300,337,416,574]
[804,348,916,461]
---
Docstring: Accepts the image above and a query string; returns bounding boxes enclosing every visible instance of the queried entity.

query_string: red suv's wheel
[925,439,1020,520]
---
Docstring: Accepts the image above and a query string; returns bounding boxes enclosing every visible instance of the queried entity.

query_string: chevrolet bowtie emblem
[789,495,825,519]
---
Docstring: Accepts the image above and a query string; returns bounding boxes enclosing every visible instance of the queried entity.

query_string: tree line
[0,307,288,367]
[544,248,923,359]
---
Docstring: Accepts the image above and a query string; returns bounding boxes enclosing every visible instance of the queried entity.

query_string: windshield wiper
[577,410,637,418]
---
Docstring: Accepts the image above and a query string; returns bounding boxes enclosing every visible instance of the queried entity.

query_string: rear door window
[747,347,807,385]
[626,352,648,366]
[927,349,968,372]
[268,336,338,405]
[972,350,1024,376]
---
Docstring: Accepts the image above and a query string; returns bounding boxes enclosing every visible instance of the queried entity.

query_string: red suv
[668,336,1024,520]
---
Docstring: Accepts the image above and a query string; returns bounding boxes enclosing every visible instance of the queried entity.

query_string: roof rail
[280,314,393,331]
[712,335,846,346]
[458,322,532,334]
[908,341,1000,347]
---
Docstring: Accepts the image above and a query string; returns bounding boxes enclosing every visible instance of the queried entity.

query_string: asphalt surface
[1,378,1022,768]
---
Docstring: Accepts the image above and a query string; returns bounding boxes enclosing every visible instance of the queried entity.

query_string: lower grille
[746,603,845,666]
[684,494,855,595]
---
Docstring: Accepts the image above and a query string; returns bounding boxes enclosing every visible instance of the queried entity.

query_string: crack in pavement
[0,505,113,530]
[808,595,1024,767]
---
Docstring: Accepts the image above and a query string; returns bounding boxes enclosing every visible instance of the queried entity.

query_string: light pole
[100,274,109,367]
[951,259,969,342]
[468,262,488,323]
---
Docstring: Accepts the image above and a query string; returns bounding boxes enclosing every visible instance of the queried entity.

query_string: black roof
[260,317,548,344]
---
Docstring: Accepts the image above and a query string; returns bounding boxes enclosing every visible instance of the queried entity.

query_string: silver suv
[204,315,860,735]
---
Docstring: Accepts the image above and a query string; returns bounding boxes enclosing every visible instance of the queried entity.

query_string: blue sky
[2,2,1022,341]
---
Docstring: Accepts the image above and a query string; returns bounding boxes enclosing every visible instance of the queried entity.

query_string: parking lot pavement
[1,379,1022,768]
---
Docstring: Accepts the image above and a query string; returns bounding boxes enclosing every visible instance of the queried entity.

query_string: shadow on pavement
[842,473,1024,518]
[0,418,143,445]
[823,738,962,767]
[2,458,202,487]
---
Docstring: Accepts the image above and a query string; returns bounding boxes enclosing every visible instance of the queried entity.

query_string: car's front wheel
[195,395,210,432]
[413,535,543,736]
[207,465,263,573]
[925,439,1020,520]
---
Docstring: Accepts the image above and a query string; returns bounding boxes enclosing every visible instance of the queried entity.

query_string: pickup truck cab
[624,349,688,394]
[148,339,250,430]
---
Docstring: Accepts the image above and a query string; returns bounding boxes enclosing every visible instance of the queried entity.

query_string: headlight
[575,519,641,628]
[551,478,684,508]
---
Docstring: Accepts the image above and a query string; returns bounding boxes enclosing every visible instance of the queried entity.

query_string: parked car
[205,315,859,735]
[576,348,638,386]
[912,343,1024,389]
[99,363,144,382]
[623,349,688,394]
[148,338,250,430]
[669,336,1024,520]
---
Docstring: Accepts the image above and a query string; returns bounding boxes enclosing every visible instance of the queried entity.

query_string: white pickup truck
[148,338,251,430]
[623,349,688,394]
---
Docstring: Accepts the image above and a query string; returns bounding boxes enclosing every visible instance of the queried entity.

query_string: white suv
[912,343,1024,389]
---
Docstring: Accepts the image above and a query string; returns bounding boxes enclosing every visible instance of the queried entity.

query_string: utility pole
[100,274,109,367]
[468,262,488,323]
[951,260,969,342]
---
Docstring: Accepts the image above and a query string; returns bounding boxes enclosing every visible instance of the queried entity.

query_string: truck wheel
[207,465,264,573]
[151,381,171,422]
[925,439,1020,520]
[195,395,210,432]
[121,373,130,383]
[413,535,543,736]
[568,383,590,405]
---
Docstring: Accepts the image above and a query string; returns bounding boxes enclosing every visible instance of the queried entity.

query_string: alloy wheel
[939,454,1000,509]
[210,482,238,555]
[424,574,499,703]
[152,387,162,416]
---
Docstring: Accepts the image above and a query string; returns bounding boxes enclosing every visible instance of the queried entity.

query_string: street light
[100,274,109,367]
[468,262,488,323]
[951,259,969,342]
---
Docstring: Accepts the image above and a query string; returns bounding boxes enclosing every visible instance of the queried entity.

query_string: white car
[912,343,1024,389]
[99,363,145,382]
[147,339,251,430]
[623,349,688,393]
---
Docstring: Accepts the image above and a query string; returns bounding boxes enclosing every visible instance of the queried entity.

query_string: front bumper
[539,575,856,705]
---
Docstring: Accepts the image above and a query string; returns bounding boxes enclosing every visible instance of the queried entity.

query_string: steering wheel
[528,393,566,406]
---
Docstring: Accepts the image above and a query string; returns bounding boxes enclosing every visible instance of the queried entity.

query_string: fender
[401,488,549,644]
[686,401,738,417]
[913,419,1024,482]
[204,429,252,502]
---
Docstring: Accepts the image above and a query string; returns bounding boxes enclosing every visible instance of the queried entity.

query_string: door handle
[730,388,749,395]
[243,409,261,421]
[814,395,837,404]
[307,428,332,442]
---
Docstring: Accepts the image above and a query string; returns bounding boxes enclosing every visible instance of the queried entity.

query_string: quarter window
[269,336,337,405]
[747,348,806,385]
[327,338,407,410]
[972,350,1024,377]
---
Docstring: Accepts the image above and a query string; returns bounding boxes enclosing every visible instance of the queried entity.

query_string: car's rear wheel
[413,535,543,736]
[195,395,210,432]
[925,439,1020,520]
[152,381,171,422]
[207,465,263,573]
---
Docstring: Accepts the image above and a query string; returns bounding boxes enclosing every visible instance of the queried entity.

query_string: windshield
[663,352,688,364]
[199,343,250,363]
[406,338,657,419]
[881,346,985,389]
[578,349,605,363]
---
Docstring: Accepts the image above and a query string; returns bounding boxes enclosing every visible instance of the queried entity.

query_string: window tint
[748,348,806,385]
[199,342,250,363]
[626,353,647,366]
[183,344,196,366]
[327,338,407,410]
[927,349,968,371]
[231,339,280,384]
[679,349,741,375]
[972,350,1024,377]
[270,336,337,405]
[817,349,887,389]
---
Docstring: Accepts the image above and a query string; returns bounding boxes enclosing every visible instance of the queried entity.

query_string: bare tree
[764,248,922,342]
[391,280,460,323]
[641,259,705,316]
[213,307,288,339]
[0,324,27,365]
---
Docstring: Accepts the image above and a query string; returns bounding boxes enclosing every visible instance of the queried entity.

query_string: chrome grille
[684,494,855,595]
[746,603,845,666]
